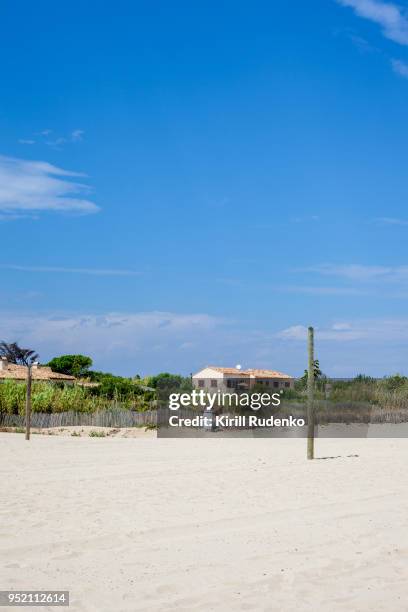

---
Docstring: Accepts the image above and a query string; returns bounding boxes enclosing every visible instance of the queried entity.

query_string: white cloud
[45,137,67,149]
[3,309,408,376]
[348,32,376,51]
[302,263,408,282]
[278,319,408,342]
[0,311,222,375]
[0,155,99,217]
[0,264,139,276]
[71,129,84,142]
[20,129,86,150]
[289,215,320,224]
[277,325,310,341]
[332,322,353,330]
[44,129,84,148]
[337,0,408,45]
[391,57,408,76]
[0,213,37,222]
[278,285,369,295]
[373,215,408,224]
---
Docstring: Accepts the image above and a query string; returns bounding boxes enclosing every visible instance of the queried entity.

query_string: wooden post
[307,326,315,460]
[25,364,32,441]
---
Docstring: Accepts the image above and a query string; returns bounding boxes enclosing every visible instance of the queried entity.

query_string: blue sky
[2,0,408,376]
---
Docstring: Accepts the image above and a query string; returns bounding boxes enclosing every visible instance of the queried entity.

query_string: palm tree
[0,342,39,441]
[0,341,39,365]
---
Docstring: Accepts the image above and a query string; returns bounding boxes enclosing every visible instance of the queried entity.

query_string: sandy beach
[1,433,407,611]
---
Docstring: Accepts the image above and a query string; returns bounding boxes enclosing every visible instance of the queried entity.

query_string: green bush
[0,381,26,414]
[379,374,408,392]
[0,381,110,414]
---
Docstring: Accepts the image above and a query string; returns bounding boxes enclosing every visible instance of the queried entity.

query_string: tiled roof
[207,367,250,377]
[207,367,293,379]
[0,363,75,381]
[245,369,293,379]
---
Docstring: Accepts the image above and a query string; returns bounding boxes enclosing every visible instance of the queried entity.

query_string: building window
[273,381,279,388]
[198,379,205,387]
[227,379,248,389]
[285,382,290,388]
[211,379,217,388]
[265,381,269,386]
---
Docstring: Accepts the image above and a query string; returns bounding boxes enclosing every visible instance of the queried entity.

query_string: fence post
[307,326,315,460]
[25,364,32,441]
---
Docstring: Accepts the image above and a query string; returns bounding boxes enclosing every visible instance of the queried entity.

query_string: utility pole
[307,326,315,460]
[25,364,32,441]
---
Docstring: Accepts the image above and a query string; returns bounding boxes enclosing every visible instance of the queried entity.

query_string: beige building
[192,366,294,391]
[0,357,75,384]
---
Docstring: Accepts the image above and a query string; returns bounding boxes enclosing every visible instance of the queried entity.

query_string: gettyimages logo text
[168,389,282,411]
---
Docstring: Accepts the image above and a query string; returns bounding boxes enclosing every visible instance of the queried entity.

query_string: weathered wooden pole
[307,326,315,460]
[25,364,32,441]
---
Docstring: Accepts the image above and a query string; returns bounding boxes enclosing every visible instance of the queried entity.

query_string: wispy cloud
[45,130,84,149]
[45,137,67,149]
[348,32,376,51]
[0,311,222,375]
[290,215,320,224]
[0,155,99,218]
[19,129,85,150]
[277,285,369,295]
[0,212,38,222]
[373,215,408,225]
[337,0,408,45]
[302,263,408,282]
[277,322,362,341]
[278,318,408,342]
[70,129,84,142]
[391,57,408,76]
[0,264,138,276]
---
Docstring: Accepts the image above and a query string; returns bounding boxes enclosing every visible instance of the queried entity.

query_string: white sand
[1,433,407,611]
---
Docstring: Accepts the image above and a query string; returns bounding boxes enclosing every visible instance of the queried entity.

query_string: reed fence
[0,408,157,429]
[1,401,408,430]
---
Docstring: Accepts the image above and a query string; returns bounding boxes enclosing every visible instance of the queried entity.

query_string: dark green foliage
[379,374,408,391]
[353,374,376,383]
[298,359,323,389]
[47,355,93,378]
[89,371,144,399]
[146,372,192,391]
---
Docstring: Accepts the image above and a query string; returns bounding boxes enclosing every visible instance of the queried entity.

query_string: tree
[146,372,191,390]
[0,342,38,442]
[353,374,375,383]
[47,354,93,378]
[0,341,38,365]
